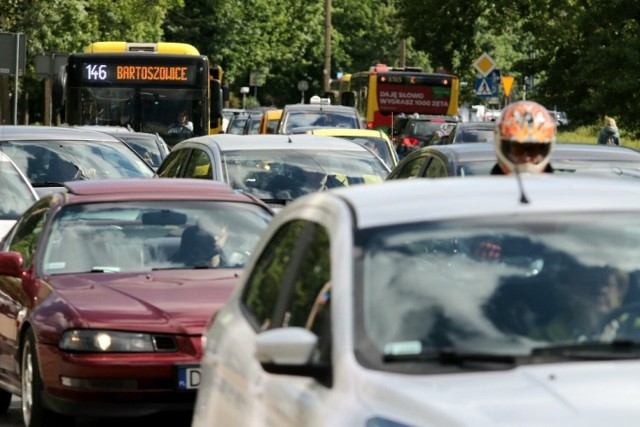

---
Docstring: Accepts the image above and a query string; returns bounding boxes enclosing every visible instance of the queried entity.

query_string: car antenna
[513,167,529,204]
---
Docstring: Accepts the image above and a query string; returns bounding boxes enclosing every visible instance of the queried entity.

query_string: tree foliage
[3,0,640,132]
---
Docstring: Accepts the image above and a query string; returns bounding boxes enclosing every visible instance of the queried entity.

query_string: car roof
[297,174,640,230]
[281,103,359,113]
[173,134,374,152]
[73,125,133,134]
[452,121,496,129]
[0,125,122,142]
[62,178,268,205]
[306,128,390,140]
[421,142,640,163]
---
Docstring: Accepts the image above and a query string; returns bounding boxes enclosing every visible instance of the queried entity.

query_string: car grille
[152,335,178,352]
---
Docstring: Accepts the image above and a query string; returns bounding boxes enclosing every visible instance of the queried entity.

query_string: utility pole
[323,0,332,94]
[399,38,406,68]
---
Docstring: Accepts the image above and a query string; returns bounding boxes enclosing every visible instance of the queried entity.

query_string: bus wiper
[531,339,640,359]
[383,347,518,366]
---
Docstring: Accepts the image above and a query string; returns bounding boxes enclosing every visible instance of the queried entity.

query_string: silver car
[0,126,155,196]
[194,175,640,426]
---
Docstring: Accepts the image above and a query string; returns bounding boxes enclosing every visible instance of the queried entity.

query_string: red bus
[346,64,459,133]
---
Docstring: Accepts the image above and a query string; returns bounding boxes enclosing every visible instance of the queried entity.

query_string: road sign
[502,76,515,97]
[0,33,26,76]
[474,77,497,97]
[473,52,497,77]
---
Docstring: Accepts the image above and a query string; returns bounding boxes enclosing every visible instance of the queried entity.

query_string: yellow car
[258,108,282,134]
[304,127,398,169]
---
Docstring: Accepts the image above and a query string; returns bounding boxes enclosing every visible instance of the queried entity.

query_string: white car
[193,175,640,426]
[0,151,38,239]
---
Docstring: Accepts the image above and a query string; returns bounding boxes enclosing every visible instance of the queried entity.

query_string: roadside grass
[558,125,640,150]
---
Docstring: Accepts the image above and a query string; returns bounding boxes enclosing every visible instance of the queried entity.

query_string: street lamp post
[240,86,250,109]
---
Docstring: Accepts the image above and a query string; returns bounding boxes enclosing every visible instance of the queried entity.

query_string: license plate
[176,364,201,390]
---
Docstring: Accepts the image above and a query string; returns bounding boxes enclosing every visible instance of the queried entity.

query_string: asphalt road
[2,395,193,427]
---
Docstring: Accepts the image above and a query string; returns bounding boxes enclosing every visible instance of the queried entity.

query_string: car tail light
[402,137,420,146]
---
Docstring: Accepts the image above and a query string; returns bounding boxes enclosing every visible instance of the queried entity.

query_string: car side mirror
[255,327,331,384]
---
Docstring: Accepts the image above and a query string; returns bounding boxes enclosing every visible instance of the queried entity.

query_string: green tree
[0,0,180,123]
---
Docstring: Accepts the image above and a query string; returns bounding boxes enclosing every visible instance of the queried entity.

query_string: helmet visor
[501,141,552,166]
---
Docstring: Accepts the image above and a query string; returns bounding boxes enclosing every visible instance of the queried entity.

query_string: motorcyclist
[491,100,557,175]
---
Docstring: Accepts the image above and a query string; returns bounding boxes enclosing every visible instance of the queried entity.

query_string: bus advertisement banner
[377,85,452,115]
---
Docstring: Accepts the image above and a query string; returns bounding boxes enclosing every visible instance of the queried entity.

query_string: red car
[0,178,273,426]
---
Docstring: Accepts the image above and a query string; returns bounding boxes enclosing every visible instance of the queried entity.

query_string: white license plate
[177,365,201,390]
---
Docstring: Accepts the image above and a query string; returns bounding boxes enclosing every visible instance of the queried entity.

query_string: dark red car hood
[46,269,240,335]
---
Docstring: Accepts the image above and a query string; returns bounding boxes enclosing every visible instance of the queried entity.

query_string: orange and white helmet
[495,101,556,174]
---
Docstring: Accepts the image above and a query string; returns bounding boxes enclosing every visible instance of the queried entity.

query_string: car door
[205,219,332,426]
[0,198,51,382]
[255,219,332,426]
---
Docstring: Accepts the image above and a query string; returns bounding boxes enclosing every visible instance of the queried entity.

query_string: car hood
[47,269,240,335]
[356,361,640,426]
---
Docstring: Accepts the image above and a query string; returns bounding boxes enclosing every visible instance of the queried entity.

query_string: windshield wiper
[531,339,640,360]
[383,348,518,366]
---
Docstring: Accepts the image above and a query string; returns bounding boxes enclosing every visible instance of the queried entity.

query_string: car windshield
[115,135,165,169]
[456,159,640,179]
[222,149,387,201]
[457,129,494,143]
[0,140,154,186]
[0,161,36,220]
[42,200,271,275]
[357,214,640,372]
[336,136,395,169]
[285,111,358,133]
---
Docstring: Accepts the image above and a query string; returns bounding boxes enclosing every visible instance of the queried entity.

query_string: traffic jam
[1,17,639,427]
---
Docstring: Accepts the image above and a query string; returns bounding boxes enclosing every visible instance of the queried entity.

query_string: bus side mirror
[211,80,223,122]
[52,65,67,121]
[341,91,355,107]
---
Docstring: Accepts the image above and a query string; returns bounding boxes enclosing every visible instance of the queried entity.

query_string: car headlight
[59,330,155,352]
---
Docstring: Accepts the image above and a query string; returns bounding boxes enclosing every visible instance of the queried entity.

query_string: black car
[386,142,640,180]
[394,114,458,158]
[440,121,495,145]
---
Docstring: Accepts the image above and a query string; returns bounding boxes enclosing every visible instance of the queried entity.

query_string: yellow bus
[57,41,225,145]
[328,73,351,105]
[345,64,459,134]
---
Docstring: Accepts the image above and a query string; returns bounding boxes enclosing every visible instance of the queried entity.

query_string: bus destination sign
[81,63,196,84]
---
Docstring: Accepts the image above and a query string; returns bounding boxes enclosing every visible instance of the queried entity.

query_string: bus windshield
[69,86,204,145]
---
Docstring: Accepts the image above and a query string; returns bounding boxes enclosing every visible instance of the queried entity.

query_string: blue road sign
[474,77,498,97]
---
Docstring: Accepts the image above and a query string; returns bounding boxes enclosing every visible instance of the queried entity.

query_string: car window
[7,197,52,267]
[391,156,427,179]
[183,149,212,179]
[156,148,191,177]
[279,225,331,333]
[0,160,37,220]
[242,220,310,330]
[424,156,448,178]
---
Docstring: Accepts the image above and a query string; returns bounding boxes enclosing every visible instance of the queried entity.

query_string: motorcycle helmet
[495,101,556,174]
